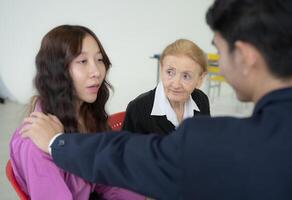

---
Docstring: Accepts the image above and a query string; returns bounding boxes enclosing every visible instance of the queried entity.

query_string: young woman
[123,39,210,134]
[9,25,144,200]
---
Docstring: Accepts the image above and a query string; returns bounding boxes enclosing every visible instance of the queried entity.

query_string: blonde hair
[160,39,207,73]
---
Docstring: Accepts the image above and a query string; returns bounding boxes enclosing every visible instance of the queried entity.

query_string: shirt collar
[151,82,200,127]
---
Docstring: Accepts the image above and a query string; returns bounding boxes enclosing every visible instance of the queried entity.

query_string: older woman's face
[160,54,204,104]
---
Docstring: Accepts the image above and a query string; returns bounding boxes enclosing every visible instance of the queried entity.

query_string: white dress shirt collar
[151,82,200,128]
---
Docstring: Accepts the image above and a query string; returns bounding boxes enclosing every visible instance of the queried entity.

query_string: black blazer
[51,88,292,200]
[122,88,210,135]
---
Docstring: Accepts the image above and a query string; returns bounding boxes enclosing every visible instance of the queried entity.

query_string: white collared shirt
[151,82,200,128]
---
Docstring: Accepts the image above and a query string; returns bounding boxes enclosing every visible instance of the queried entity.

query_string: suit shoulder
[182,116,246,133]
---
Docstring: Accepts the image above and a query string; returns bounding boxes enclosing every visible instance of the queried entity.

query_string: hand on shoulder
[20,112,64,153]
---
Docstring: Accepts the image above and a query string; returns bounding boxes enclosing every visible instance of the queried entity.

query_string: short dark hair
[35,25,111,132]
[206,0,292,79]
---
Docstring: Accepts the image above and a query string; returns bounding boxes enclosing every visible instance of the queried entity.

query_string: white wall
[0,0,216,114]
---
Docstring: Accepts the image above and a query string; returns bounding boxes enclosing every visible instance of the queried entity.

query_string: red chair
[108,111,126,131]
[5,160,29,200]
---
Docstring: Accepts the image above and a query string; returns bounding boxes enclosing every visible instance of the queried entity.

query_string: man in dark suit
[21,0,292,199]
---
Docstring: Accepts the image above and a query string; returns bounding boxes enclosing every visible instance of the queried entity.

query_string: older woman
[123,39,210,135]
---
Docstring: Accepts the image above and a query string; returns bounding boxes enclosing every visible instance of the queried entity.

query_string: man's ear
[234,41,258,75]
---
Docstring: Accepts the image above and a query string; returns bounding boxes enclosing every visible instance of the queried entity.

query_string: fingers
[30,112,62,127]
[25,112,56,126]
[29,111,50,120]
[20,112,64,137]
[48,114,63,127]
[20,122,39,138]
[20,125,31,138]
[48,114,64,133]
[22,117,34,124]
[22,116,47,128]
[20,118,35,136]
[20,118,40,137]
[20,112,60,136]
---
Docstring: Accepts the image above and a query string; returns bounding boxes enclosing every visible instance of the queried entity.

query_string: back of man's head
[206,0,292,79]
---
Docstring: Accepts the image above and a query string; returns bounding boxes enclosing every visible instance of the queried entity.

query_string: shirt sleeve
[18,137,73,200]
[49,133,63,155]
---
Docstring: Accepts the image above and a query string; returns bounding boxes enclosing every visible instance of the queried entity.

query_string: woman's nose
[172,75,181,87]
[89,62,100,78]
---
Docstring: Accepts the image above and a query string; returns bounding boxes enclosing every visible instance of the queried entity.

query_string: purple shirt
[9,106,144,200]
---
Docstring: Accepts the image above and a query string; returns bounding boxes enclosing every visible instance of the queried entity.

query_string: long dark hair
[34,25,111,133]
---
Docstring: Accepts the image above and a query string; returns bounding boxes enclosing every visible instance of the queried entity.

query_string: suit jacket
[51,88,292,200]
[122,88,210,135]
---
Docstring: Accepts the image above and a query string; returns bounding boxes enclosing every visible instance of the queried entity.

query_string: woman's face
[69,34,106,105]
[160,54,205,105]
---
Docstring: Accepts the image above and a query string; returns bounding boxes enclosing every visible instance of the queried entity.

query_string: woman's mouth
[170,89,183,95]
[86,84,99,94]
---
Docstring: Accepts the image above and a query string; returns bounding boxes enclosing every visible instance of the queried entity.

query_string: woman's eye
[95,57,104,63]
[183,73,191,80]
[166,70,175,76]
[78,59,87,64]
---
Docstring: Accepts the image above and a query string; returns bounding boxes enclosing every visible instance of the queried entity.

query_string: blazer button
[58,139,65,146]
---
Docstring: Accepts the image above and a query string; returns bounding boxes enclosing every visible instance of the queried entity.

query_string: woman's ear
[196,71,207,88]
[234,41,258,76]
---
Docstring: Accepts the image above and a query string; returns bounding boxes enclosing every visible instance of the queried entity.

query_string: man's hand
[20,112,64,154]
